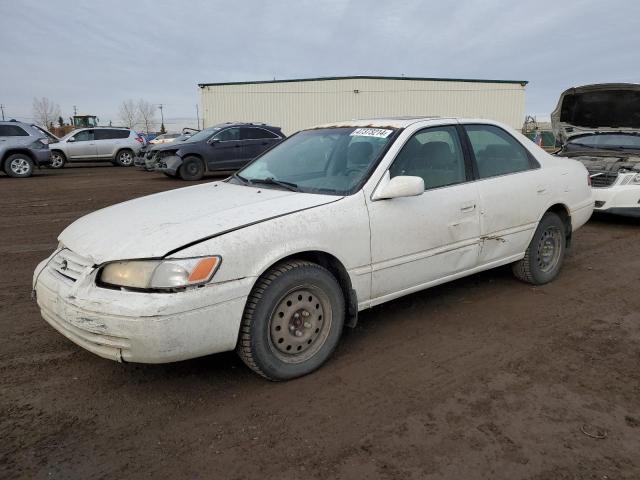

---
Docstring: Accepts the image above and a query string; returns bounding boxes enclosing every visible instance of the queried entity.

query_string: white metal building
[198,76,527,134]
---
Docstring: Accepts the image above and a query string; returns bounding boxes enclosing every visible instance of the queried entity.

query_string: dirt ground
[1,165,639,480]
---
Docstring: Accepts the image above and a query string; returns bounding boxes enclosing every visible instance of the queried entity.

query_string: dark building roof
[198,75,528,88]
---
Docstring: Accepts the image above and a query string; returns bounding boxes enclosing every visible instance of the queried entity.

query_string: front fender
[157,155,183,176]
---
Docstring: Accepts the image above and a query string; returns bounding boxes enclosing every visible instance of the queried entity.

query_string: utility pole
[73,105,77,115]
[195,104,200,130]
[158,104,165,133]
[0,104,4,121]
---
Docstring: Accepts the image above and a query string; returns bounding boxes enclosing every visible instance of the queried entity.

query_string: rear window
[242,127,279,140]
[0,125,29,136]
[95,129,130,140]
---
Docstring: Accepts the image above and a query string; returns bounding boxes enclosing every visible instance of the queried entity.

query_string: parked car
[134,133,193,170]
[0,120,54,177]
[552,83,640,218]
[149,133,182,145]
[156,122,285,180]
[49,127,144,168]
[33,117,593,380]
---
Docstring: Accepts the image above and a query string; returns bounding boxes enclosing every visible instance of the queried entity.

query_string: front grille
[589,171,618,188]
[49,249,93,282]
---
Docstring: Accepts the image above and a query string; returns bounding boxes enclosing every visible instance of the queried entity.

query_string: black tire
[178,156,205,181]
[4,154,34,178]
[237,260,345,381]
[115,149,134,167]
[50,150,66,169]
[512,212,566,285]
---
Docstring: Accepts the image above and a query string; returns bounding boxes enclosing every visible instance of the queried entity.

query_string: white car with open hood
[32,117,594,380]
[552,83,640,217]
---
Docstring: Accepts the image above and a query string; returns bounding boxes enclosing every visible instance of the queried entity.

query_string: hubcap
[537,226,562,272]
[120,152,132,165]
[10,158,30,175]
[269,287,332,363]
[51,154,63,168]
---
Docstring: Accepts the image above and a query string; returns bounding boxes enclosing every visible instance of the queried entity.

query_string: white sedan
[32,117,594,380]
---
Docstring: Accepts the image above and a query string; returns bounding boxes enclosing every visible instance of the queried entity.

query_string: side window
[389,126,467,190]
[242,127,278,140]
[464,125,533,178]
[94,129,111,140]
[0,125,29,136]
[213,127,240,142]
[73,130,95,142]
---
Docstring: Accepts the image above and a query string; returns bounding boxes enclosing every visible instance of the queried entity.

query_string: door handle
[536,186,547,194]
[234,144,241,148]
[460,203,476,212]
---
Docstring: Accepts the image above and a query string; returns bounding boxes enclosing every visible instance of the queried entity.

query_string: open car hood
[551,83,640,144]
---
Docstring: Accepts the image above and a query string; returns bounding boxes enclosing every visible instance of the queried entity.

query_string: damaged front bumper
[593,185,640,218]
[156,155,183,176]
[33,251,252,363]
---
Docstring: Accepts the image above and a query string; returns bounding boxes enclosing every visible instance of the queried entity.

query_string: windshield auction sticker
[350,128,393,138]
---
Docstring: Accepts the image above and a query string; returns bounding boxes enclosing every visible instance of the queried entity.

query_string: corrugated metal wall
[200,78,526,134]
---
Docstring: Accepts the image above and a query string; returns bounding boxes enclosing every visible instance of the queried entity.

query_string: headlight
[99,256,221,290]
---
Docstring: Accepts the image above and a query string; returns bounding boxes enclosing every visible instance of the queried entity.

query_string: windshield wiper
[231,172,249,185]
[248,177,299,192]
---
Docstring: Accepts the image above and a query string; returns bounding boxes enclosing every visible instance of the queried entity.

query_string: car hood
[151,141,192,152]
[551,83,640,143]
[59,181,339,264]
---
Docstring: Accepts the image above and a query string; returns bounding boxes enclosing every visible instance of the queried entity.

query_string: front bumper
[593,185,640,217]
[33,251,252,363]
[156,155,183,176]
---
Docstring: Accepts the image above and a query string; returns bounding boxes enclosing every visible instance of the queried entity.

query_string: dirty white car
[552,83,640,217]
[33,117,594,380]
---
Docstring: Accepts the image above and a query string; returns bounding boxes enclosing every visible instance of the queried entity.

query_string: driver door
[366,125,481,301]
[67,129,97,160]
[206,127,242,171]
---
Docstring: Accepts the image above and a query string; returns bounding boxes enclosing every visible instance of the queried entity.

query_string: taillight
[135,136,144,144]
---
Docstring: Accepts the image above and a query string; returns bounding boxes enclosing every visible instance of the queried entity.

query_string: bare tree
[32,97,61,128]
[137,99,156,134]
[118,99,139,129]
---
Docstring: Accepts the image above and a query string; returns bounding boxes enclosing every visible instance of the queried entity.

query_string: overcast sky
[1,0,638,130]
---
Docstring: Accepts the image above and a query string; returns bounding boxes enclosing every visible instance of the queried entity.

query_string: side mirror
[67,137,76,142]
[372,174,424,200]
[208,138,219,145]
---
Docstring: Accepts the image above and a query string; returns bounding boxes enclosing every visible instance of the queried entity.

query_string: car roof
[209,122,280,129]
[312,117,509,130]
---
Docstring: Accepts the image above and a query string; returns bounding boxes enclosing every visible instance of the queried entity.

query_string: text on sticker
[350,128,393,138]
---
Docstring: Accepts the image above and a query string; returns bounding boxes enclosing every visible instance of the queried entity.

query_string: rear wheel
[512,212,566,285]
[50,151,66,169]
[115,149,134,167]
[237,260,345,381]
[178,156,205,181]
[4,154,34,178]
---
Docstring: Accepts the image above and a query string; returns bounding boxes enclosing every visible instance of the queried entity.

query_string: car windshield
[235,127,397,195]
[184,126,221,143]
[568,133,640,151]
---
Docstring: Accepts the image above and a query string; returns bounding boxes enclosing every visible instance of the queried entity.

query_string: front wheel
[115,149,134,167]
[237,260,345,381]
[178,156,205,181]
[50,151,66,169]
[512,212,566,285]
[4,154,34,178]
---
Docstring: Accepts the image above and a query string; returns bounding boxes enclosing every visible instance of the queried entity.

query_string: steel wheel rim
[120,152,132,165]
[10,158,29,175]
[51,154,63,168]
[537,226,562,273]
[268,286,332,363]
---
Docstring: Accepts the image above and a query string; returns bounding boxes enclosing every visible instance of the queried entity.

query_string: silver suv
[49,127,144,168]
[0,120,54,178]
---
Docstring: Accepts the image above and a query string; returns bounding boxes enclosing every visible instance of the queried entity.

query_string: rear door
[94,129,118,160]
[461,123,548,265]
[239,127,282,168]
[67,129,96,160]
[206,127,242,171]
